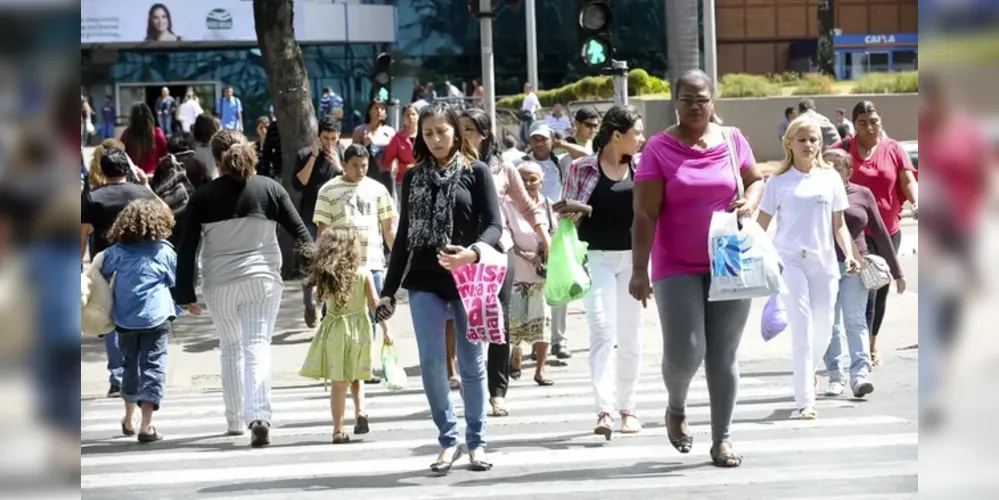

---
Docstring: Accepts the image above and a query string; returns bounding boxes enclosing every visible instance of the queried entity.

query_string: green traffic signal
[581,37,609,67]
[377,87,389,101]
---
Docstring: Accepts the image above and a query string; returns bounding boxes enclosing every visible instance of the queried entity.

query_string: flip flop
[137,427,163,443]
[665,410,692,453]
[333,431,350,444]
[710,442,743,468]
[430,445,464,475]
[121,418,136,437]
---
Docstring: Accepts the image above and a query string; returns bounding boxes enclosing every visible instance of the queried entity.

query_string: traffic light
[372,52,392,102]
[577,0,613,70]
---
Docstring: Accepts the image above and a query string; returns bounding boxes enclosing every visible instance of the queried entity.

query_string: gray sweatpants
[551,305,568,348]
[653,274,751,443]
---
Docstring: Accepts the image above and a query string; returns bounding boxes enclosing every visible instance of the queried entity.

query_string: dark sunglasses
[581,121,599,129]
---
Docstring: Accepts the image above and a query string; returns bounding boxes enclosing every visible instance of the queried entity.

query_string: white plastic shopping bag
[708,212,784,302]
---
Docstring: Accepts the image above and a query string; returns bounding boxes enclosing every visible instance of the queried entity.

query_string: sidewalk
[81,279,919,398]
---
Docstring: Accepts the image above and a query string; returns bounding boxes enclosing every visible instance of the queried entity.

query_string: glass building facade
[81,0,670,131]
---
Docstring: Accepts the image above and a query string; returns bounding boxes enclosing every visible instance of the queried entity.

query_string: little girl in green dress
[300,227,392,444]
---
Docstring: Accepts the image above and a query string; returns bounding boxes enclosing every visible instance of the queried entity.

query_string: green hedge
[851,71,918,94]
[496,70,916,108]
[496,69,669,109]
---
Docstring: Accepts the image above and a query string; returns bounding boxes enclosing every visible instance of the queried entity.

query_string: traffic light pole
[476,0,497,136]
[611,59,629,107]
[525,0,539,91]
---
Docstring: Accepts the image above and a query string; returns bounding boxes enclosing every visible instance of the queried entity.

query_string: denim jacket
[100,240,181,330]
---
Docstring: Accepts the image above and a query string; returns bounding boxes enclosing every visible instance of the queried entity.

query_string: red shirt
[121,127,168,174]
[830,137,915,236]
[383,130,416,183]
[920,115,989,235]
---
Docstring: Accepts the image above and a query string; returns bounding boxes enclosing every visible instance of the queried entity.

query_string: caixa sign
[865,34,896,44]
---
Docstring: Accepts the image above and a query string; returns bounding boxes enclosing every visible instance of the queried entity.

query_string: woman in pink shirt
[120,103,168,175]
[630,70,764,468]
[829,101,918,366]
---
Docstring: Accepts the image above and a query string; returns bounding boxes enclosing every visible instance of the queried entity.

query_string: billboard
[80,0,396,46]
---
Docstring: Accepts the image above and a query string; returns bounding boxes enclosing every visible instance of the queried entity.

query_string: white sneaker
[825,381,845,396]
[852,378,875,398]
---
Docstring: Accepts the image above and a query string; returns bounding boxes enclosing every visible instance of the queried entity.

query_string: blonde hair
[87,139,126,189]
[304,228,363,312]
[774,115,833,176]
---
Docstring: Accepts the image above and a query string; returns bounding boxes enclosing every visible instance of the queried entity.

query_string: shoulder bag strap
[721,126,745,200]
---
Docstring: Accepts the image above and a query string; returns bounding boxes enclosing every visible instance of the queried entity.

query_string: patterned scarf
[407,155,466,251]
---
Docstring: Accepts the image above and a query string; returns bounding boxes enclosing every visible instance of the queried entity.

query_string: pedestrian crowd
[81,68,919,474]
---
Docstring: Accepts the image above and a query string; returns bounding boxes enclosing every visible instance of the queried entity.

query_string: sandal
[593,412,613,441]
[710,441,743,468]
[490,398,510,417]
[510,369,522,380]
[468,449,493,471]
[430,445,464,475]
[333,431,350,444]
[137,427,163,443]
[121,418,136,437]
[354,414,370,435]
[448,378,461,391]
[533,374,554,386]
[665,410,693,453]
[797,406,818,420]
[619,410,642,434]
[871,350,882,367]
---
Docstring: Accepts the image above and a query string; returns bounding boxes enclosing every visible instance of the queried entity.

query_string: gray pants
[653,274,751,443]
[551,304,568,348]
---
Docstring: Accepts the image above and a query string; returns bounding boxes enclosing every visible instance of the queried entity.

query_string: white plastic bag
[81,251,115,337]
[708,212,784,302]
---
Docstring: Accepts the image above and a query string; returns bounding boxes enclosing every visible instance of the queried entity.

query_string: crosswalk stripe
[210,462,918,500]
[80,415,908,468]
[80,433,918,489]
[79,380,774,423]
[81,389,852,435]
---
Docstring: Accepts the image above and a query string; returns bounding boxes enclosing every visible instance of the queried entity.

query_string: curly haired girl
[299,227,392,444]
[99,198,180,442]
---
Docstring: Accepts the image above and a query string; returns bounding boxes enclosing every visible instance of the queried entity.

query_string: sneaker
[249,420,271,448]
[852,378,875,398]
[825,381,845,397]
[107,385,121,398]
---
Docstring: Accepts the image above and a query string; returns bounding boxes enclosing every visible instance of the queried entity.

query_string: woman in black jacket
[375,102,502,473]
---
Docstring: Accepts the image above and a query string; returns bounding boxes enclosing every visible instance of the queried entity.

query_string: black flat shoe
[710,442,743,468]
[354,414,370,435]
[665,410,693,453]
[120,418,136,437]
[533,375,554,386]
[430,446,464,475]
[137,427,163,443]
[250,420,271,448]
[510,369,522,380]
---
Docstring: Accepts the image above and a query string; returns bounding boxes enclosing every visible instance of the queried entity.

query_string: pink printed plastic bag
[451,243,508,344]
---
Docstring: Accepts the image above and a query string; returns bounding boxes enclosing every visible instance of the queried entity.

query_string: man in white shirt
[544,103,573,136]
[519,82,542,146]
[522,121,564,203]
[178,91,204,132]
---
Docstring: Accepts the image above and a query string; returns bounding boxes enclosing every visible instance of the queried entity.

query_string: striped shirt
[313,177,398,270]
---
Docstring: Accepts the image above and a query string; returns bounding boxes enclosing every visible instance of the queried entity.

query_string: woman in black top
[555,105,647,440]
[375,102,502,473]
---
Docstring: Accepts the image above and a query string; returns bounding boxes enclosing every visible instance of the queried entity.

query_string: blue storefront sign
[833,33,918,80]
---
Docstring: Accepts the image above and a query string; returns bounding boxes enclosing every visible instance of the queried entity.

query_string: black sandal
[333,431,350,444]
[137,427,163,443]
[665,410,693,453]
[430,445,464,475]
[469,451,493,471]
[533,374,554,386]
[121,418,136,437]
[510,369,522,380]
[710,442,743,468]
[354,414,370,435]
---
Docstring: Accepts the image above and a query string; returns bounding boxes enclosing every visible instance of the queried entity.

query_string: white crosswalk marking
[81,361,918,499]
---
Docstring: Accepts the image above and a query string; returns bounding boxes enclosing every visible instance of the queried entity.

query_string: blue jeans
[99,122,114,139]
[105,330,124,387]
[409,290,488,451]
[157,115,173,135]
[823,272,872,383]
[117,322,170,410]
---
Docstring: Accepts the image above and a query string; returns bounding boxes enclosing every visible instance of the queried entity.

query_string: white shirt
[521,92,541,114]
[545,114,572,134]
[526,151,563,201]
[501,148,524,166]
[759,167,849,277]
[178,99,204,132]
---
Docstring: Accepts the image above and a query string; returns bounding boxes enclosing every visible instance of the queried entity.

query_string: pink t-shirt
[634,129,756,281]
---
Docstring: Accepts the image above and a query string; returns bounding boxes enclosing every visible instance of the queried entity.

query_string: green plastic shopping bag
[544,218,592,307]
[380,345,408,392]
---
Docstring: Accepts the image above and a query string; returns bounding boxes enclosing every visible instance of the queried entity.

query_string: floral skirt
[509,281,551,346]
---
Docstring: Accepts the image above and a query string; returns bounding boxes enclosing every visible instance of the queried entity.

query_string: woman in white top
[756,115,860,420]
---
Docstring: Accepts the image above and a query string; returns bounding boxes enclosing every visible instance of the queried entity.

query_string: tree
[817,0,836,75]
[253,0,316,277]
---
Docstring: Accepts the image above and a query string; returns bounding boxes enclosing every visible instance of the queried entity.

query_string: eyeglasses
[677,97,712,108]
[581,121,599,129]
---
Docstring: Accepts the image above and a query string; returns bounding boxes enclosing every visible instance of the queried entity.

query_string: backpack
[151,153,195,215]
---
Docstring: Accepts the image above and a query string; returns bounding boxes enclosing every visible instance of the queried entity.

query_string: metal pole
[611,60,628,107]
[525,0,539,91]
[386,98,401,130]
[478,0,497,136]
[703,0,718,84]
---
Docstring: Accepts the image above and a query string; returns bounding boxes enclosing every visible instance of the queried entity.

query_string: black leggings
[487,249,515,398]
[865,230,902,338]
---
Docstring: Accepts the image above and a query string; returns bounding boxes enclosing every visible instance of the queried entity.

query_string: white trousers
[203,277,283,430]
[781,255,839,408]
[582,250,644,415]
